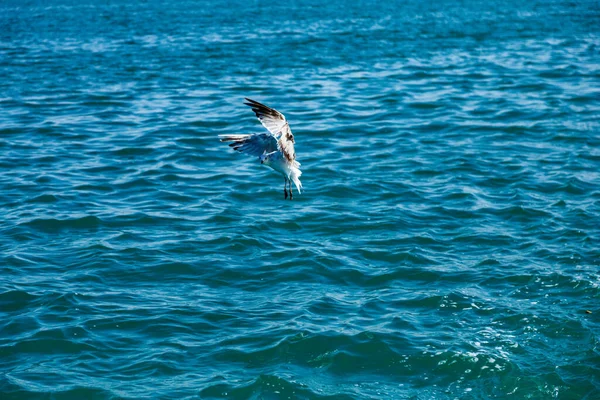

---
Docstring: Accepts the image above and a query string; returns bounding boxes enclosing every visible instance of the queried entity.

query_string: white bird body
[220,99,302,199]
[261,151,302,193]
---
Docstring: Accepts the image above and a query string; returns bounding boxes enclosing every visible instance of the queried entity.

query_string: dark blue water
[1,0,599,398]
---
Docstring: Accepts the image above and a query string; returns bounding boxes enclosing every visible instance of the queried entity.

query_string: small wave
[200,374,344,399]
[21,216,103,231]
[0,290,40,313]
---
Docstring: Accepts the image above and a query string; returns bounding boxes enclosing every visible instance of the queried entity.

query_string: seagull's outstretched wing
[244,98,288,137]
[219,133,278,157]
[244,98,296,163]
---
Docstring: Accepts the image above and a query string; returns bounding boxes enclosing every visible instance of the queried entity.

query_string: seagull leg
[284,178,288,199]
[289,180,293,200]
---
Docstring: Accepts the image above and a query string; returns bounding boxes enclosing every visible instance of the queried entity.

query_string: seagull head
[260,153,269,165]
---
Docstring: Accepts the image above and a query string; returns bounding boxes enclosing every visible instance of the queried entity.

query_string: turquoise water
[1,0,599,398]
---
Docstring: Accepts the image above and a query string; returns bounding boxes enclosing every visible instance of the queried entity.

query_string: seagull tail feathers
[290,162,302,194]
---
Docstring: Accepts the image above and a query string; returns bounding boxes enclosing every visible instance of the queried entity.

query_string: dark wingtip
[244,100,263,110]
[244,98,268,108]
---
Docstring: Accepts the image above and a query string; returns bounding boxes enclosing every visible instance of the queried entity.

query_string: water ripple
[1,0,599,398]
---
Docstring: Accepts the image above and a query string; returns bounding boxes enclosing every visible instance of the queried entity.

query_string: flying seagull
[220,98,302,199]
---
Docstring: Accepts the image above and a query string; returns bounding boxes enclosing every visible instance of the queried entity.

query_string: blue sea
[1,0,599,398]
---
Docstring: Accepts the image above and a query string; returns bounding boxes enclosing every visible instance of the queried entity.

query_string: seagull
[220,98,302,199]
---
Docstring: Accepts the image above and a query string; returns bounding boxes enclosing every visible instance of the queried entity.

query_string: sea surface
[1,0,599,398]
